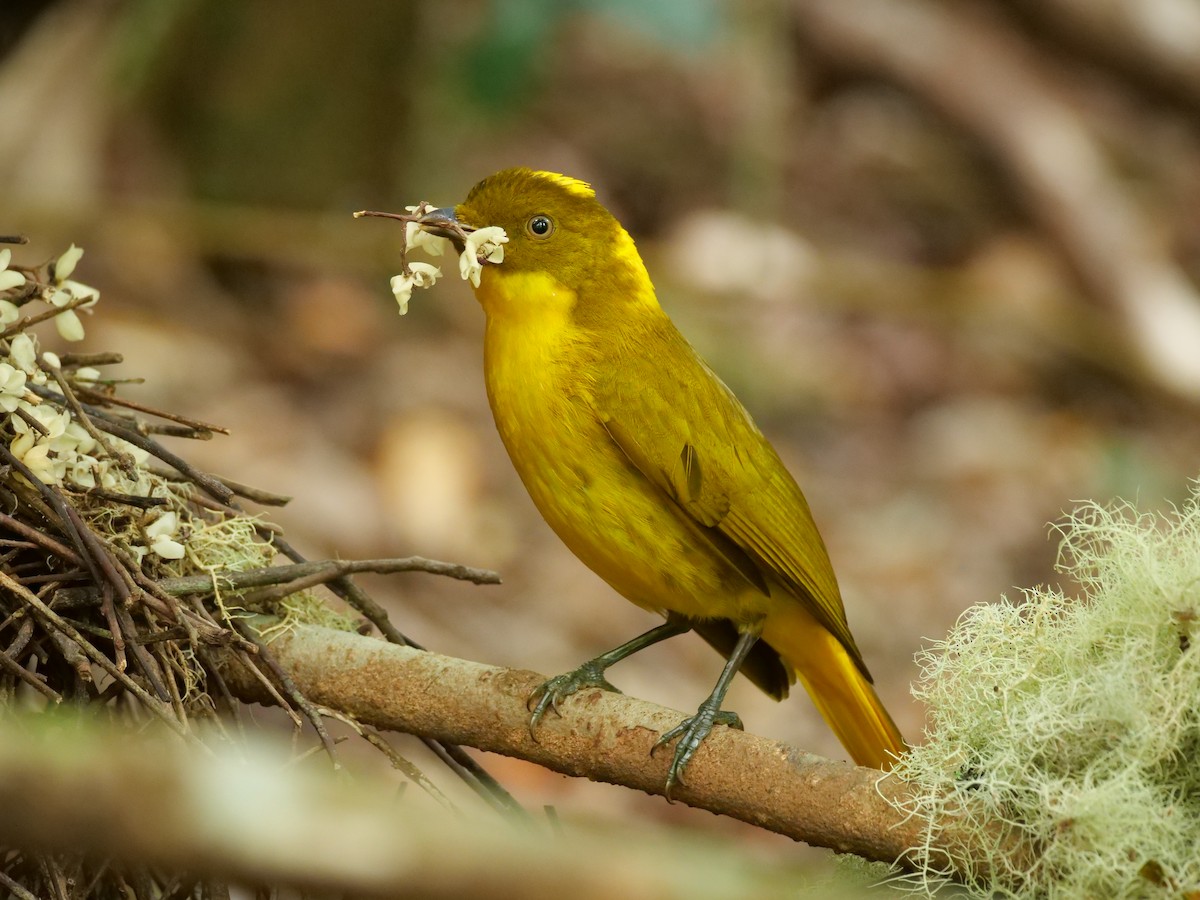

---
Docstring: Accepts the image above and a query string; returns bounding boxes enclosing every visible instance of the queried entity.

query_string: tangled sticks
[0,238,519,897]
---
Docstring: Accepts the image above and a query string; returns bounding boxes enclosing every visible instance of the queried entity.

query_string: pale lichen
[894,484,1200,897]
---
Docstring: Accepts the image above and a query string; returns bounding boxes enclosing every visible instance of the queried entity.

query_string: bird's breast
[477,269,764,620]
[479,269,600,500]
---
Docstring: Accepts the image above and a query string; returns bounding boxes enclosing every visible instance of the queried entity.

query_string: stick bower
[0,238,514,898]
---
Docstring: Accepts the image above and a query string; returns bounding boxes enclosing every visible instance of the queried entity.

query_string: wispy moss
[895,484,1200,897]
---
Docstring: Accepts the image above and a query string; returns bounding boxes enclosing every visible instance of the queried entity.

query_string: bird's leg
[653,623,763,799]
[528,618,691,736]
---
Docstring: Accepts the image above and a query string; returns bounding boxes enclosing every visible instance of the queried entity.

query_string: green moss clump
[895,484,1200,898]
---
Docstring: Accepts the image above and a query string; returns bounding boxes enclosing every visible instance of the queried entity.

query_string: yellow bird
[417,168,904,792]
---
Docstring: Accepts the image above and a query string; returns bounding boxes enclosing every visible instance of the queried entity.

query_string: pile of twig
[0,236,518,899]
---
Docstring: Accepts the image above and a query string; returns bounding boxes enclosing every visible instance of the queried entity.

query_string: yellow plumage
[436,168,904,779]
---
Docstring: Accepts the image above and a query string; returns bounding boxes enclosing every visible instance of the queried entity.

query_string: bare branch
[73,383,230,435]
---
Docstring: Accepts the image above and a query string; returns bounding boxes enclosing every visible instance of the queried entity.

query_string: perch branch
[218,619,1033,878]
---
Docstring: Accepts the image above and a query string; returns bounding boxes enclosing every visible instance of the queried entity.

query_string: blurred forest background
[4,0,1200,876]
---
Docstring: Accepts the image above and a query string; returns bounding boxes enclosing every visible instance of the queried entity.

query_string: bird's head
[419,168,656,317]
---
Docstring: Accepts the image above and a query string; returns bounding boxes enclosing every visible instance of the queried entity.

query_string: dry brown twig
[0,293,94,341]
[49,557,500,610]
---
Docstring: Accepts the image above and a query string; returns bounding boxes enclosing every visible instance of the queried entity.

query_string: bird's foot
[527,660,622,738]
[652,701,744,799]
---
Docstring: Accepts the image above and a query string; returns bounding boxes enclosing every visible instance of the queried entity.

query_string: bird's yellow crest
[529,171,595,199]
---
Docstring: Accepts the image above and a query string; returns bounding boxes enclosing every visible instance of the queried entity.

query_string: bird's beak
[418,207,470,240]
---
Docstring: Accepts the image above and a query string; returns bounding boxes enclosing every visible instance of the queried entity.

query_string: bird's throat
[475,267,577,327]
[479,267,587,437]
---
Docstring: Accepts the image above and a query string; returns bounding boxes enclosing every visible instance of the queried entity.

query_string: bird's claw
[652,705,743,799]
[526,660,622,739]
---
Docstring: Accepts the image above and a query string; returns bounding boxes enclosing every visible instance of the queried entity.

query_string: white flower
[404,220,449,257]
[408,261,441,288]
[47,279,99,348]
[54,309,85,342]
[54,244,84,283]
[458,251,480,287]
[99,465,122,491]
[7,396,97,486]
[18,443,58,484]
[389,262,441,315]
[0,249,25,292]
[116,438,150,467]
[150,537,186,559]
[41,351,61,369]
[9,404,77,481]
[144,510,185,558]
[10,430,34,460]
[45,267,99,343]
[0,363,26,412]
[74,366,101,382]
[0,300,19,325]
[144,510,178,541]
[9,333,37,374]
[467,226,507,264]
[49,280,99,308]
[459,226,508,288]
[49,420,95,456]
[66,455,100,489]
[12,402,69,442]
[390,275,415,315]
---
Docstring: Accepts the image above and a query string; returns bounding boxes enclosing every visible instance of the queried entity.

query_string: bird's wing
[592,323,865,668]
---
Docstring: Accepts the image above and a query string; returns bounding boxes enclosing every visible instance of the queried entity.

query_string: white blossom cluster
[384,202,508,314]
[1,244,97,341]
[0,244,187,562]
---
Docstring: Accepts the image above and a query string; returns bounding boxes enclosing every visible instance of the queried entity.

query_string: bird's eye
[526,214,555,239]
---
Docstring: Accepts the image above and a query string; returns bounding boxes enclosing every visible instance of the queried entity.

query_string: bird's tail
[762,604,905,769]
